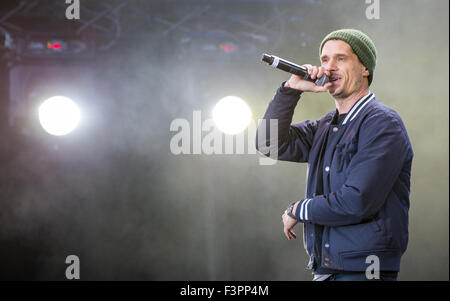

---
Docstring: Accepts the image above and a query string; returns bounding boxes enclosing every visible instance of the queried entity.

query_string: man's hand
[286,64,332,92]
[282,204,299,240]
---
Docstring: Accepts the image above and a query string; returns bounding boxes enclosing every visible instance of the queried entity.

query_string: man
[256,29,413,281]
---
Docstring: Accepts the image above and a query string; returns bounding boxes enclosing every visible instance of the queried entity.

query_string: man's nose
[326,59,338,71]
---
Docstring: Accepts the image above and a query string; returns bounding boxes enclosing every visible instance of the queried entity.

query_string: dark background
[0,0,448,280]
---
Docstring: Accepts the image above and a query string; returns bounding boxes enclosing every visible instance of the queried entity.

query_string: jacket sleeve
[295,112,412,226]
[256,84,318,163]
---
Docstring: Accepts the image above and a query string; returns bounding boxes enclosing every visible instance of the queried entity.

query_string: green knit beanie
[319,29,377,86]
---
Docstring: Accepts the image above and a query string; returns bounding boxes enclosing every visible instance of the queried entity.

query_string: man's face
[320,40,369,99]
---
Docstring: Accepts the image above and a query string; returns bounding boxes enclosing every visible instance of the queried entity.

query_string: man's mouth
[330,76,341,83]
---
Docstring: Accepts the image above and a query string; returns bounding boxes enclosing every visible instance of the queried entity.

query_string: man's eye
[338,57,344,61]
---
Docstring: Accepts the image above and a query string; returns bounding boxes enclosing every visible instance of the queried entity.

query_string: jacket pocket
[345,139,358,162]
[335,143,345,172]
[338,249,402,271]
[336,139,358,172]
[335,139,357,172]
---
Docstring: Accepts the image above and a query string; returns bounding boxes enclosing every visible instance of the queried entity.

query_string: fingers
[289,229,296,239]
[302,64,313,71]
[303,65,331,92]
[308,66,329,80]
[307,66,318,79]
[284,228,290,240]
[289,64,331,93]
[282,213,297,240]
[312,81,332,93]
[317,67,331,79]
[284,227,297,240]
[304,65,321,79]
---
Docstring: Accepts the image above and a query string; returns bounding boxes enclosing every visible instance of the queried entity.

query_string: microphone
[261,53,329,86]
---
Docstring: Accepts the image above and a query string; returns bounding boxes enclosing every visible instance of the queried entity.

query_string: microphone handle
[261,54,329,86]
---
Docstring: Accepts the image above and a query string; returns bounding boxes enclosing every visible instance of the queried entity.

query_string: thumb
[313,82,332,93]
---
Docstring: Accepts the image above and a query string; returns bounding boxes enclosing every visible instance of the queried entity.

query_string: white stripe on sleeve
[304,199,312,220]
[299,199,306,220]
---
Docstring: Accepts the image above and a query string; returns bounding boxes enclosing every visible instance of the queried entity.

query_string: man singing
[256,29,413,281]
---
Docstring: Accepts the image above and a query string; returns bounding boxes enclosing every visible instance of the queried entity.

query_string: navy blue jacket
[256,84,413,272]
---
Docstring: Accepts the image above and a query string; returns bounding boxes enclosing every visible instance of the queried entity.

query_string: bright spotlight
[38,96,81,136]
[212,96,252,135]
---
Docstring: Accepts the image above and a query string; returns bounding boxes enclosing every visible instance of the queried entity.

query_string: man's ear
[362,67,370,77]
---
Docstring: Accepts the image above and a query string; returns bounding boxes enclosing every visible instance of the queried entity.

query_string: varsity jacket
[256,84,413,272]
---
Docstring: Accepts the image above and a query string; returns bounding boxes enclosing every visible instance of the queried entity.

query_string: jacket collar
[342,91,375,125]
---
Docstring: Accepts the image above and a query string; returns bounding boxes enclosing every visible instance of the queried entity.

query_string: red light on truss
[47,42,62,50]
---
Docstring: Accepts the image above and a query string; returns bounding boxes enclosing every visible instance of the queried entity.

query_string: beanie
[319,29,377,86]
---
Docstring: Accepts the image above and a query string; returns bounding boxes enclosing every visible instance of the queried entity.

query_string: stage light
[212,96,252,135]
[38,96,81,136]
[47,42,62,50]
